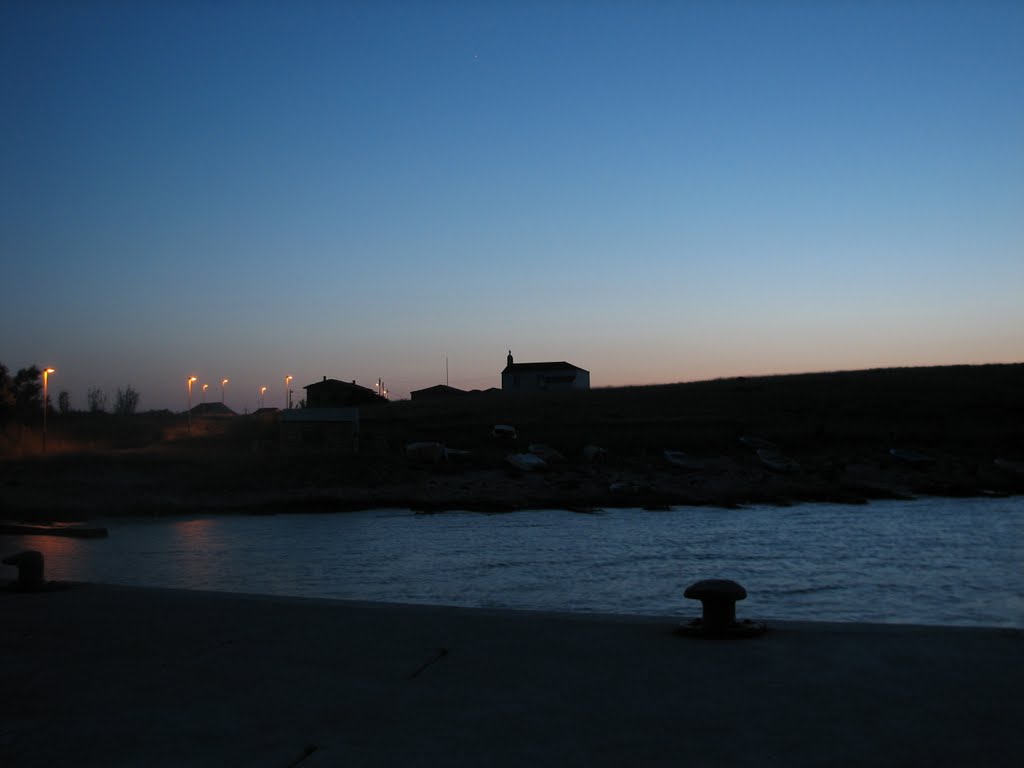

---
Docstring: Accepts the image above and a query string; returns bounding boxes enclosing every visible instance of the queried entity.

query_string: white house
[500,351,590,393]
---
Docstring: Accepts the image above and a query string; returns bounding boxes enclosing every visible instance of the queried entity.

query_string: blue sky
[2,1,1021,411]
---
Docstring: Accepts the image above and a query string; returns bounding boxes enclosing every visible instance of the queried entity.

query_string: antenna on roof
[446,356,449,387]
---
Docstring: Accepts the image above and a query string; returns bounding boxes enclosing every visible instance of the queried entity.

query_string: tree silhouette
[0,362,42,446]
[114,386,140,416]
[87,387,108,413]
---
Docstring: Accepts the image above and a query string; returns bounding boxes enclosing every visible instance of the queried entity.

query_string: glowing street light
[284,375,293,409]
[202,383,209,402]
[42,367,55,453]
[259,386,267,409]
[221,378,229,403]
[187,376,198,433]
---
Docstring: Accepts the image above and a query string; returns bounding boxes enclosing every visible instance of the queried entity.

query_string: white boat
[757,448,800,473]
[664,450,705,470]
[740,435,776,450]
[492,424,517,440]
[889,448,933,465]
[405,442,447,463]
[994,458,1024,475]
[529,444,564,462]
[507,453,546,471]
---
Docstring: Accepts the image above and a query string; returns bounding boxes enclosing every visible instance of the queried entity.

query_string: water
[4,497,1023,627]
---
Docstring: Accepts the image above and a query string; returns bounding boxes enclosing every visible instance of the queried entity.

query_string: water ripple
[2,497,1021,627]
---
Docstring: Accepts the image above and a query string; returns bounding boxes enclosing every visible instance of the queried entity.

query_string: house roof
[410,384,467,399]
[502,361,589,375]
[304,378,377,394]
[189,402,237,417]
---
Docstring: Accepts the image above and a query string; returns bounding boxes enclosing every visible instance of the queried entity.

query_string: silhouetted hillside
[2,363,1021,518]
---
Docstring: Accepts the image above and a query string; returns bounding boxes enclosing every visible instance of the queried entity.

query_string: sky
[2,1,1022,412]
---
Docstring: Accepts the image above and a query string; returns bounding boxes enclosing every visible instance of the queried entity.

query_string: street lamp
[260,386,267,409]
[42,367,55,453]
[284,375,293,409]
[202,383,209,402]
[187,376,197,433]
[221,378,228,403]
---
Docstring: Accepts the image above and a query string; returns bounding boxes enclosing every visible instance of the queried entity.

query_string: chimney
[322,375,326,381]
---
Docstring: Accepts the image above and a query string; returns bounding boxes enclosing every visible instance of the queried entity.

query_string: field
[2,363,1022,520]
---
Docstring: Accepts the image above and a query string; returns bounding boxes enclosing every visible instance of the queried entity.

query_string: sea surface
[4,497,1023,627]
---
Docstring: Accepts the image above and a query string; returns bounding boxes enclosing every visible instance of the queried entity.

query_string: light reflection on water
[2,497,1022,627]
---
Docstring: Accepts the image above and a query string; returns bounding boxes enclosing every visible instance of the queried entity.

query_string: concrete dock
[2,583,1021,767]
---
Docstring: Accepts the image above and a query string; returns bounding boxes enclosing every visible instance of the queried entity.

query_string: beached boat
[528,444,564,462]
[756,449,800,473]
[507,453,546,472]
[405,441,447,464]
[663,450,704,470]
[994,458,1024,475]
[889,448,934,465]
[740,435,776,450]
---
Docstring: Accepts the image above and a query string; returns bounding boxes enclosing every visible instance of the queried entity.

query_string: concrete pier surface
[2,584,1021,767]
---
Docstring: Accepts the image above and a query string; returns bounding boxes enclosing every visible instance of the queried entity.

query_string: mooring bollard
[676,578,766,638]
[3,550,45,591]
[685,579,746,630]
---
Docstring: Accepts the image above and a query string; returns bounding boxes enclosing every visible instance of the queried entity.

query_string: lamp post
[187,376,197,433]
[284,375,293,409]
[221,378,228,403]
[260,386,267,409]
[202,383,209,403]
[42,367,55,453]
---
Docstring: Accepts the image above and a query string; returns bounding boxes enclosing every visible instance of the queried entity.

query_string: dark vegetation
[1,363,1022,520]
[368,363,1024,459]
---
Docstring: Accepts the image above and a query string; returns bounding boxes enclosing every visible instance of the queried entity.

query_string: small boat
[756,448,800,473]
[507,453,546,471]
[740,435,776,450]
[889,448,934,465]
[405,441,447,463]
[492,424,517,440]
[528,444,564,462]
[609,480,650,495]
[664,450,704,470]
[994,458,1024,476]
[0,522,108,539]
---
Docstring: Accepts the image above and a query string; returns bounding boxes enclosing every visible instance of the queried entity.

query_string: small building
[410,384,467,401]
[303,377,386,408]
[189,402,237,418]
[501,351,590,393]
[280,408,359,453]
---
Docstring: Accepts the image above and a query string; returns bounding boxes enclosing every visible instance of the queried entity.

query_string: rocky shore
[2,364,1022,521]
[1,442,1021,523]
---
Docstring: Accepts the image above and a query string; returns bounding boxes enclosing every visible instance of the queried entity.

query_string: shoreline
[4,445,1022,522]
[1,476,1017,522]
